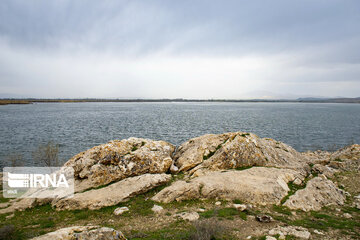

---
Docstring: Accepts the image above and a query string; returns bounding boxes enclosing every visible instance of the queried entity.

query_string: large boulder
[53,173,171,210]
[152,167,304,205]
[284,177,346,211]
[64,138,175,192]
[173,132,308,176]
[31,225,126,240]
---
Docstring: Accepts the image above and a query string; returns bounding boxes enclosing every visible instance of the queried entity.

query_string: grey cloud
[0,0,360,98]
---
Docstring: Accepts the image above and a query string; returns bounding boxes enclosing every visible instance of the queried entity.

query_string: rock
[114,207,129,216]
[152,167,303,205]
[175,212,199,221]
[311,164,338,178]
[151,204,164,213]
[343,213,352,219]
[278,234,286,240]
[302,150,331,165]
[198,208,205,212]
[172,132,308,176]
[356,201,360,210]
[314,229,324,235]
[53,174,171,210]
[265,236,276,240]
[233,204,247,211]
[269,226,310,239]
[293,178,302,185]
[284,177,346,211]
[0,198,52,215]
[330,144,360,162]
[5,213,14,219]
[63,138,175,192]
[170,164,179,173]
[256,215,273,223]
[31,225,126,240]
[246,236,252,239]
[215,201,221,206]
[0,202,10,209]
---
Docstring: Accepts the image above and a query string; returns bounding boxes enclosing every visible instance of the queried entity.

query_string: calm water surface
[1,102,359,168]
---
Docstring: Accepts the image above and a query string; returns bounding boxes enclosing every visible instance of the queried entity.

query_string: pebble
[151,205,164,213]
[113,207,129,216]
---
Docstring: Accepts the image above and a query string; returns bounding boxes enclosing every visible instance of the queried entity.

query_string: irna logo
[7,172,69,188]
[3,167,74,199]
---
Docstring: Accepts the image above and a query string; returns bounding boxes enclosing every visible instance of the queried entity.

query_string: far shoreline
[1,97,360,105]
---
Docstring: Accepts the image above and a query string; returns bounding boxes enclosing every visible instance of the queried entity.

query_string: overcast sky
[0,0,359,99]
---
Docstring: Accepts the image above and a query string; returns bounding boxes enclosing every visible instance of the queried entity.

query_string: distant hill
[298,97,360,103]
[1,97,360,105]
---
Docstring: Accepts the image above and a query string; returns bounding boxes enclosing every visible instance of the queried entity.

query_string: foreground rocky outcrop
[172,132,308,177]
[31,225,126,240]
[284,176,346,211]
[152,167,304,205]
[64,138,175,192]
[53,173,171,210]
[0,133,358,216]
[1,132,359,240]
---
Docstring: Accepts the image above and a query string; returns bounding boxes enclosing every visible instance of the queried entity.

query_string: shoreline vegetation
[1,97,360,105]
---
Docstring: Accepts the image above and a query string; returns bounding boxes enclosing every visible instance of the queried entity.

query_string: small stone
[113,207,129,216]
[246,204,253,210]
[151,204,164,213]
[256,215,273,223]
[354,194,360,199]
[170,164,179,173]
[197,208,205,212]
[269,226,310,239]
[278,234,286,240]
[246,236,252,239]
[108,219,114,223]
[343,213,352,219]
[175,212,199,221]
[5,213,14,219]
[265,236,277,240]
[314,230,324,235]
[233,204,247,211]
[215,201,221,206]
[336,208,341,212]
[293,178,302,185]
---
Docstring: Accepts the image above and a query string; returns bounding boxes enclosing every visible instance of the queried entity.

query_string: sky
[0,0,360,99]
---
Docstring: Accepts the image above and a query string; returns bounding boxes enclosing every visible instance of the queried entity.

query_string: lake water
[1,102,360,168]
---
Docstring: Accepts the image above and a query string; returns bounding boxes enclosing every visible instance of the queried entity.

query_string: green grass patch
[280,180,306,204]
[334,158,343,162]
[272,205,292,216]
[200,207,247,220]
[290,211,360,236]
[240,133,250,137]
[233,199,243,204]
[131,146,138,151]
